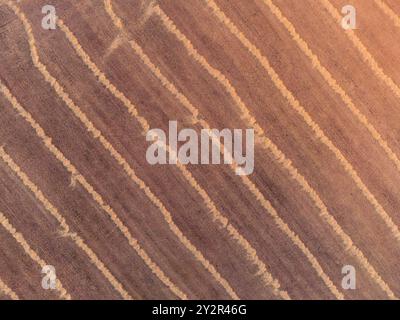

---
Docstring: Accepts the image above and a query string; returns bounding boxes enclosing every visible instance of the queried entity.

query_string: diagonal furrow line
[5,1,233,300]
[320,0,400,114]
[0,277,19,300]
[0,275,19,300]
[57,16,240,301]
[154,2,349,299]
[0,77,176,300]
[0,138,133,300]
[95,0,287,299]
[106,0,342,299]
[374,0,400,28]
[205,0,398,299]
[154,1,397,299]
[0,192,71,299]
[56,6,244,300]
[261,0,400,243]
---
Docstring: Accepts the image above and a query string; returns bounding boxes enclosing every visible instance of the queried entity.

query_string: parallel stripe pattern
[204,0,397,299]
[106,0,342,300]
[0,154,71,300]
[320,0,400,128]
[0,277,19,300]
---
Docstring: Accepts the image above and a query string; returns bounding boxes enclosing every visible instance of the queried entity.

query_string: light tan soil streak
[111,0,380,299]
[1,0,399,299]
[321,0,400,110]
[333,0,400,87]
[5,1,193,300]
[47,0,322,298]
[374,0,400,28]
[0,224,57,299]
[0,277,18,300]
[0,144,135,299]
[152,1,398,299]
[0,209,71,299]
[5,1,262,300]
[203,0,398,299]
[104,0,298,300]
[54,18,239,300]
[56,8,264,300]
[109,2,343,299]
[256,0,400,244]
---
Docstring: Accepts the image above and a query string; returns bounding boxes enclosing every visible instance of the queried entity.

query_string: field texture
[1,0,400,300]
